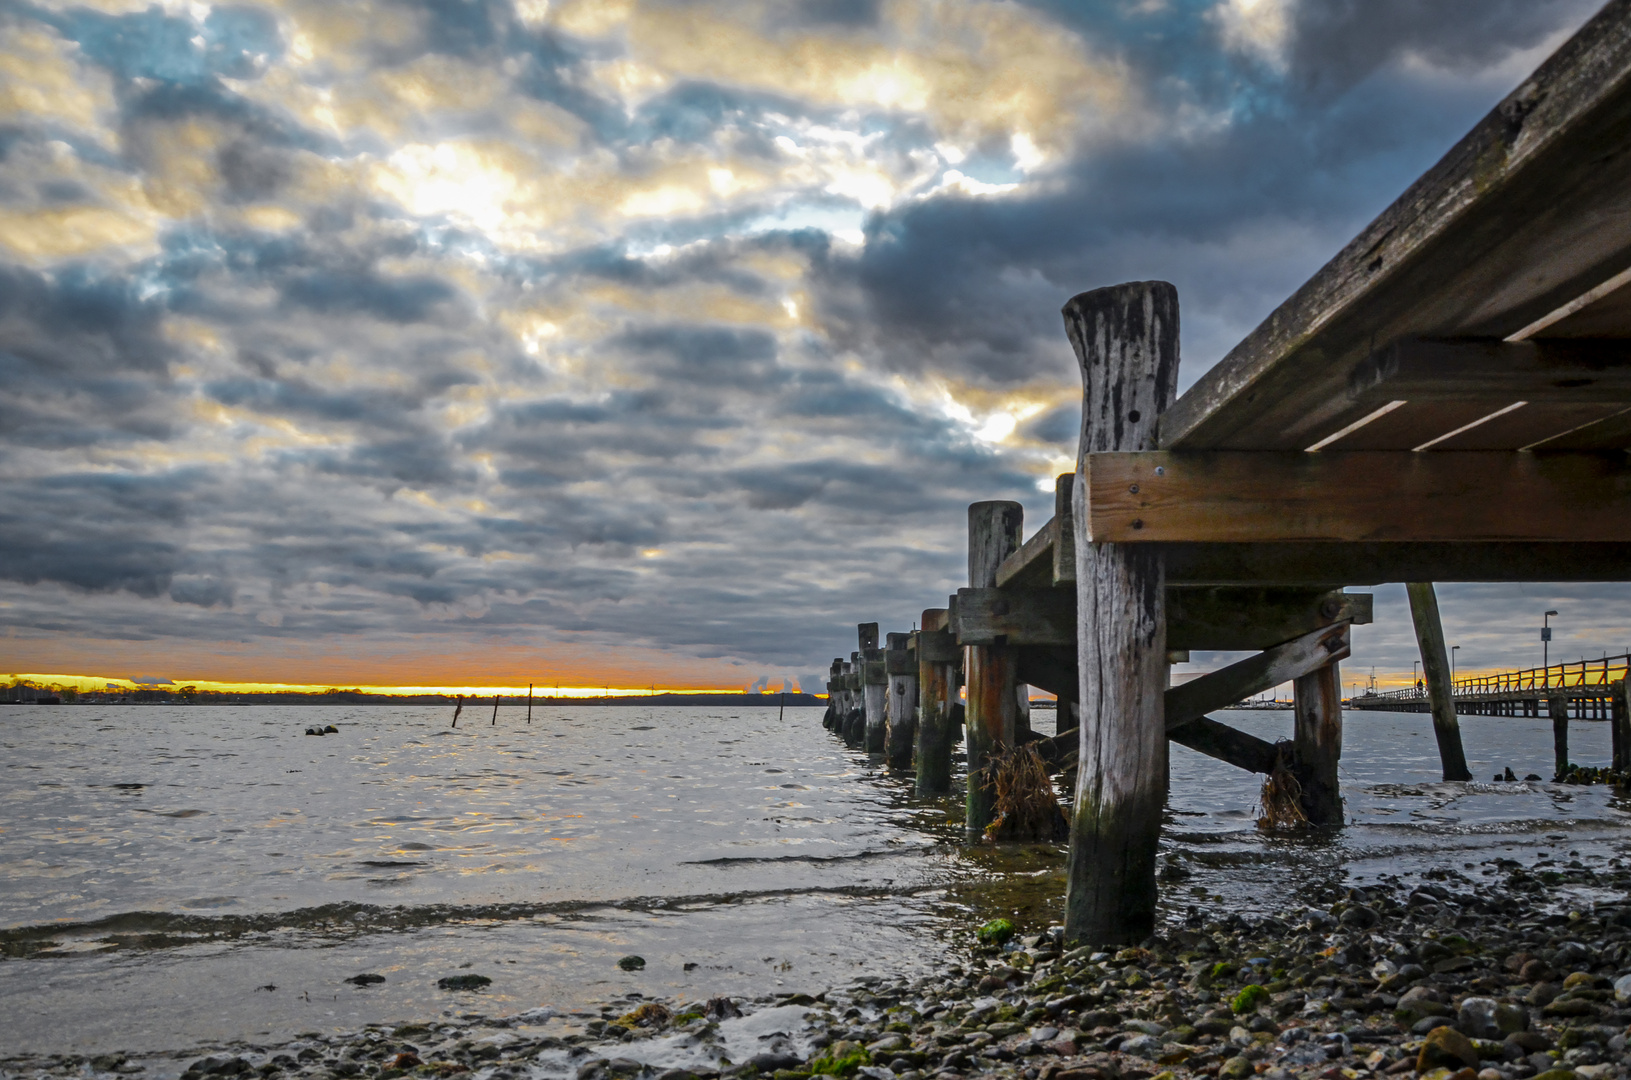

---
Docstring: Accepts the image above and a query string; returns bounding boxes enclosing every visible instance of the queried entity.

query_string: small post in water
[1614,677,1631,771]
[491,695,499,725]
[527,684,533,724]
[1405,582,1472,781]
[452,695,463,728]
[1551,695,1569,777]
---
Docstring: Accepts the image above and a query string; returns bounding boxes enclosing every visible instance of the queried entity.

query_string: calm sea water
[2,703,1628,1057]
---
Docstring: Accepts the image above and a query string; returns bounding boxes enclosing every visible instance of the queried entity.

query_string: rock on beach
[15,854,1631,1080]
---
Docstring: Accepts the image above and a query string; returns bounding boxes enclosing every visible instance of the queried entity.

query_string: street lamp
[1452,645,1460,686]
[1544,609,1559,687]
[1413,660,1421,694]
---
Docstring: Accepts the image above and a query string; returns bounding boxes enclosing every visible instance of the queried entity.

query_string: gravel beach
[12,848,1631,1080]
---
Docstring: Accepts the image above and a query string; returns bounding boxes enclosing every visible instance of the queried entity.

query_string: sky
[2,0,1626,694]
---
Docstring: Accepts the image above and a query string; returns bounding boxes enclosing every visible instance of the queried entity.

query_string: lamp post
[1413,660,1420,695]
[1452,645,1460,687]
[1544,609,1559,688]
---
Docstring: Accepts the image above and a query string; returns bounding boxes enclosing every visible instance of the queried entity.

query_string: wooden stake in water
[452,695,463,728]
[491,695,499,725]
[1613,677,1631,771]
[778,691,785,722]
[1551,695,1570,776]
[1405,582,1472,781]
[527,684,533,724]
[1062,280,1178,946]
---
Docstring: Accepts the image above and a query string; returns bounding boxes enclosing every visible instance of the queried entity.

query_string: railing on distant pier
[1360,652,1631,704]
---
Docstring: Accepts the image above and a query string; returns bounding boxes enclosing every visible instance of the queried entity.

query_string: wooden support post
[916,609,957,795]
[824,658,842,729]
[1062,280,1178,946]
[965,501,1023,837]
[527,684,533,723]
[885,632,917,770]
[1614,679,1631,772]
[846,654,865,747]
[859,623,886,753]
[491,695,499,725]
[1292,663,1344,824]
[839,658,855,743]
[1551,695,1569,777]
[1405,582,1473,781]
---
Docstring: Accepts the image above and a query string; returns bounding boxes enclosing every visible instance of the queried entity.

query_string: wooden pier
[825,0,1631,947]
[1353,655,1631,720]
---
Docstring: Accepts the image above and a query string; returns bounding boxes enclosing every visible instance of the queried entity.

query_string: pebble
[15,853,1631,1080]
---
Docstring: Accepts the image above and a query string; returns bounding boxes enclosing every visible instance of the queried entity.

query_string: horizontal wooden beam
[1086,451,1631,543]
[958,585,1372,650]
[1358,338,1631,402]
[994,474,1077,589]
[995,515,1058,590]
[1165,623,1350,730]
[1168,587,1371,651]
[956,587,1072,646]
[1165,540,1631,585]
[1168,716,1281,774]
[916,628,960,664]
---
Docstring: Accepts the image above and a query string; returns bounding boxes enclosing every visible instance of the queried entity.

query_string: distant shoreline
[0,691,833,707]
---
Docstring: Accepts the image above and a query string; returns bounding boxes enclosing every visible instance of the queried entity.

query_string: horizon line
[3,672,807,698]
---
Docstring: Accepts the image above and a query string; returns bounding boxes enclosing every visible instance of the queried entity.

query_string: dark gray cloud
[0,0,1612,685]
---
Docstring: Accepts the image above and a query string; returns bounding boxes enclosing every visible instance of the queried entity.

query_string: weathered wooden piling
[1292,664,1343,823]
[859,623,888,753]
[1062,281,1178,946]
[965,501,1024,837]
[1405,582,1472,781]
[1615,678,1631,771]
[824,659,842,729]
[1551,695,1569,776]
[915,608,958,795]
[844,654,865,746]
[491,695,499,725]
[885,632,918,770]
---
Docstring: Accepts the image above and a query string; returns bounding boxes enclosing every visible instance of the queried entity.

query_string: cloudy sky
[2,0,1623,693]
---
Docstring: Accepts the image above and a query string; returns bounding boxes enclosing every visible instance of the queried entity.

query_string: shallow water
[1,703,1627,1057]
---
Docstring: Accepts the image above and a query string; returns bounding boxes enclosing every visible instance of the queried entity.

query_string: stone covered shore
[8,853,1631,1080]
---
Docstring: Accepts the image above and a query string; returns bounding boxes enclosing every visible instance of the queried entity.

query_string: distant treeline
[12,687,828,707]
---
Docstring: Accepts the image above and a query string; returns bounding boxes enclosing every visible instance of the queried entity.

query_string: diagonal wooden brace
[1168,716,1281,774]
[1165,622,1351,731]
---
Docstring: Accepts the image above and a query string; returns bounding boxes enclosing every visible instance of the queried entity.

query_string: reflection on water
[1,704,1628,1055]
